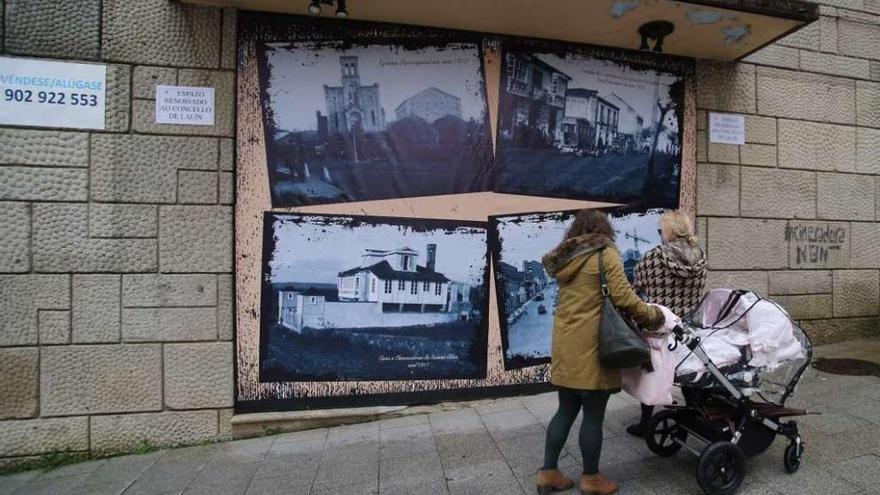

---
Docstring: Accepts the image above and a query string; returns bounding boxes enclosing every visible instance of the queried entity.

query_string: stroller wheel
[696,442,745,495]
[784,438,804,473]
[645,410,687,457]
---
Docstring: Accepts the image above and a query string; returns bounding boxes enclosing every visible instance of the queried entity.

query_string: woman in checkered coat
[626,210,707,437]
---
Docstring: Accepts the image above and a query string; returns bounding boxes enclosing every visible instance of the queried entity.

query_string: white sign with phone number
[0,56,106,130]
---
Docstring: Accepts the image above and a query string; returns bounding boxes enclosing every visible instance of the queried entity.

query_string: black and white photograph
[259,36,494,207]
[495,44,685,207]
[260,213,490,382]
[491,208,665,369]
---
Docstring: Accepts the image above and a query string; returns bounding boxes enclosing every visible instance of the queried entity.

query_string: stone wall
[0,0,236,464]
[696,1,880,345]
[0,0,878,462]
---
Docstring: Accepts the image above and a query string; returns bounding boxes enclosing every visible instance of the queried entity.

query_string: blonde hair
[660,210,698,247]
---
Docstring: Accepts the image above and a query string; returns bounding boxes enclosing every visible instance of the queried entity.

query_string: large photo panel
[260,213,490,383]
[495,42,687,207]
[491,208,666,369]
[257,19,495,207]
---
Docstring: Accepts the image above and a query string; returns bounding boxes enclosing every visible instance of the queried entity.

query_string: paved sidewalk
[2,342,879,495]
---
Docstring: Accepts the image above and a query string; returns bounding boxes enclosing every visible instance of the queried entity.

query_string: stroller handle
[669,324,699,351]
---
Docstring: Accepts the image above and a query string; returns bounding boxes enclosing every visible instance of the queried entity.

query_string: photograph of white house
[261,213,489,382]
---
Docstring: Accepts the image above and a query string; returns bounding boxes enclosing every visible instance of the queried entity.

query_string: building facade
[324,56,385,133]
[0,0,878,465]
[395,87,462,123]
[501,52,571,142]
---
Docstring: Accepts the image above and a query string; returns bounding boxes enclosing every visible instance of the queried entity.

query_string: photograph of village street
[496,48,684,206]
[259,213,489,382]
[493,209,663,368]
[260,39,494,206]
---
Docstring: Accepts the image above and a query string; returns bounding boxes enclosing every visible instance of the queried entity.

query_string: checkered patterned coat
[633,241,708,318]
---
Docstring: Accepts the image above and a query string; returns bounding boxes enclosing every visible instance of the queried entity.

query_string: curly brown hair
[564,208,615,240]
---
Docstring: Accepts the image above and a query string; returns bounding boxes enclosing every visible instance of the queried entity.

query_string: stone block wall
[697,1,880,345]
[1,0,878,463]
[0,0,236,464]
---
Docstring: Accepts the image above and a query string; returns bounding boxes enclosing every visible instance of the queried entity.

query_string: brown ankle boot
[536,469,575,494]
[579,473,619,495]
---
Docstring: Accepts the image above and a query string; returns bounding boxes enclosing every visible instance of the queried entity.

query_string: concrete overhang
[183,0,819,61]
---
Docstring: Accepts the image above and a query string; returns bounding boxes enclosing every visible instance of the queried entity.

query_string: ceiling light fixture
[638,21,675,53]
[308,0,322,15]
[336,0,348,18]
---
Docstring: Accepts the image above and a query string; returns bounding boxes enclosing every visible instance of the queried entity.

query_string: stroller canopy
[675,289,813,405]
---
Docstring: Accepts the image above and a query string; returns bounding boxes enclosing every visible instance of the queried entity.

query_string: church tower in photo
[324,56,385,134]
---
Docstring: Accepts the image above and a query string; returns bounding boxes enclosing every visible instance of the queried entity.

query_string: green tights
[542,388,611,475]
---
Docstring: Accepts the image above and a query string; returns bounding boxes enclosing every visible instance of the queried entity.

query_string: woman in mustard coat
[536,209,664,495]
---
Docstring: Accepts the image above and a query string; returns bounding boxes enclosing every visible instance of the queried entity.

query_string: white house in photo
[336,244,450,312]
[277,244,469,332]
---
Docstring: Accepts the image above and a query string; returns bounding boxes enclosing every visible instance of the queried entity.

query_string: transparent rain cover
[673,289,813,405]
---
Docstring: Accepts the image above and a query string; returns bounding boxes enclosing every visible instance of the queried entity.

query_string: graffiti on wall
[785,222,850,268]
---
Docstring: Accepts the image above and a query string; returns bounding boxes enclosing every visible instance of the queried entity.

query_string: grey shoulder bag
[597,249,651,369]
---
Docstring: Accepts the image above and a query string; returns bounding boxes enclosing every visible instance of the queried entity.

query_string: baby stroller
[643,289,813,495]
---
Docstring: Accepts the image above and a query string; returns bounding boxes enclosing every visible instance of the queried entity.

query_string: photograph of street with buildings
[491,208,664,369]
[259,213,490,382]
[495,45,685,207]
[259,37,494,206]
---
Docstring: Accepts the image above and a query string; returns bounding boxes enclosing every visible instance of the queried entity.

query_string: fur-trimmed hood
[657,239,706,278]
[542,233,616,279]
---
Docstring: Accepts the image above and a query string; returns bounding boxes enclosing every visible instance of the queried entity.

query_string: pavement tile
[379,436,437,462]
[311,480,379,495]
[10,474,88,495]
[268,436,325,457]
[379,452,445,491]
[444,460,523,495]
[765,462,864,495]
[0,472,38,495]
[380,477,449,495]
[243,466,315,495]
[830,454,880,492]
[474,398,524,416]
[378,415,429,431]
[213,436,274,462]
[482,407,543,442]
[846,397,880,427]
[182,458,260,495]
[435,431,504,471]
[272,428,328,446]
[326,422,379,448]
[250,454,319,483]
[428,408,484,436]
[120,446,215,495]
[495,431,560,476]
[32,459,108,481]
[797,410,874,435]
[378,423,436,461]
[313,443,378,489]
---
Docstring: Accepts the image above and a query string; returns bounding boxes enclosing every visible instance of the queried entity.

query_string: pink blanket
[621,305,678,406]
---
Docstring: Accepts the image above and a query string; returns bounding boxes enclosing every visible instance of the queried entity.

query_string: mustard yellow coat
[542,233,664,391]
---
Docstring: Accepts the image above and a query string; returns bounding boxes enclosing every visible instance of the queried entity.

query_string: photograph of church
[261,213,490,382]
[491,208,664,369]
[260,34,494,207]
